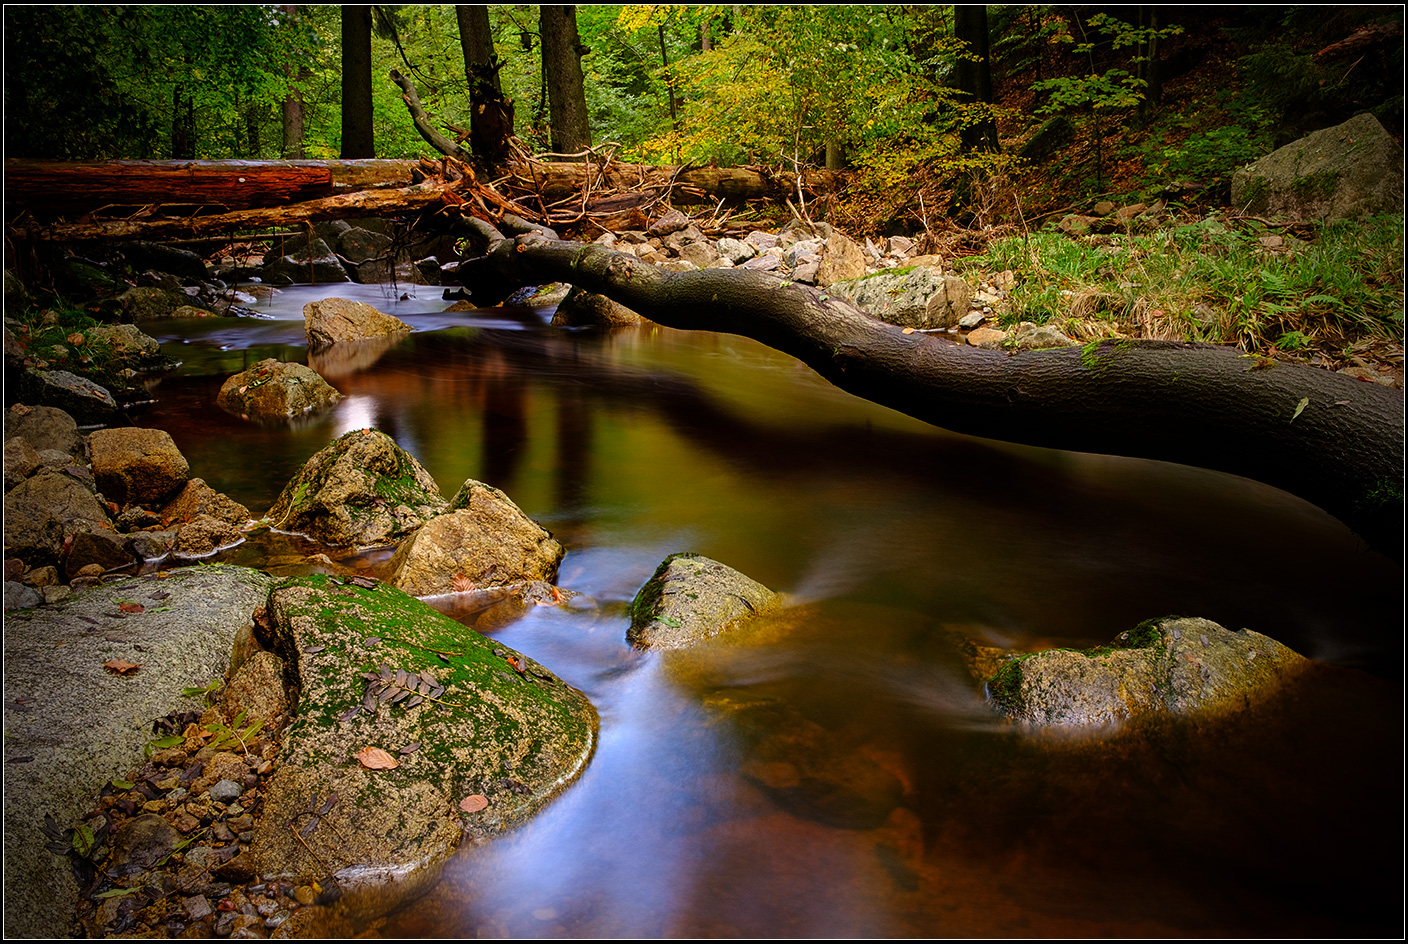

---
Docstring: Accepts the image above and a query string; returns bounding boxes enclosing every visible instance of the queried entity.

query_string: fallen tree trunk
[3,159,420,219]
[461,229,1405,561]
[5,180,461,242]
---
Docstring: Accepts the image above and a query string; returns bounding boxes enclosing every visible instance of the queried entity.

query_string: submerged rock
[252,575,596,898]
[216,358,343,424]
[387,479,563,596]
[265,429,446,547]
[627,553,783,650]
[986,616,1309,728]
[303,298,411,351]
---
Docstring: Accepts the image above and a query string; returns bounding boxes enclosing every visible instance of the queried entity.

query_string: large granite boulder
[2,565,277,938]
[251,575,596,899]
[4,404,86,460]
[265,429,446,547]
[89,427,190,508]
[387,480,564,596]
[986,616,1309,727]
[627,553,783,650]
[303,298,412,351]
[1231,112,1405,221]
[12,368,119,424]
[84,323,174,373]
[216,359,343,424]
[830,267,972,329]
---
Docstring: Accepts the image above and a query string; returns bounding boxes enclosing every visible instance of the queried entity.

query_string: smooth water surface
[133,283,1402,936]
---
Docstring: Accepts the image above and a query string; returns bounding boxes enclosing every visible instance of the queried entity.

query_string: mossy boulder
[266,429,446,548]
[216,358,343,424]
[251,575,596,896]
[387,479,564,596]
[627,553,783,650]
[1231,112,1404,221]
[986,616,1308,727]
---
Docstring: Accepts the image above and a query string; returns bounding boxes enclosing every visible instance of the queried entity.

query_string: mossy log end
[464,231,1405,561]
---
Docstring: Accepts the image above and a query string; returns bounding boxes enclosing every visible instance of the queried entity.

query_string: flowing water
[133,283,1401,937]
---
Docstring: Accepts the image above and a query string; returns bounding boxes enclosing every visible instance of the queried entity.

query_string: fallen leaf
[902,327,916,334]
[459,794,489,813]
[104,659,142,675]
[67,332,86,345]
[1290,397,1310,422]
[355,746,399,770]
[118,602,145,614]
[452,573,475,593]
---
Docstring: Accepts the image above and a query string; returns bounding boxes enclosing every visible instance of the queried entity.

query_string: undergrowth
[960,211,1404,360]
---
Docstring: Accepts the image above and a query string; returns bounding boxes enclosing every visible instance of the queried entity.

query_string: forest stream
[131,282,1401,937]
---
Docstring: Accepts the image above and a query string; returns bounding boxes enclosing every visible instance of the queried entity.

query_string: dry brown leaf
[119,602,145,614]
[355,746,400,770]
[67,332,86,345]
[451,573,475,593]
[902,327,916,335]
[103,659,142,675]
[459,794,489,813]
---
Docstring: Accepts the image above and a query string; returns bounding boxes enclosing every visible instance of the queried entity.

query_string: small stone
[171,810,201,833]
[292,885,316,906]
[182,896,213,920]
[209,779,244,804]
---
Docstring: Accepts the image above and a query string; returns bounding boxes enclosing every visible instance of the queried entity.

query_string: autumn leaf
[104,659,142,675]
[119,602,145,614]
[902,327,916,334]
[355,746,400,770]
[451,573,475,593]
[67,332,86,346]
[459,794,489,813]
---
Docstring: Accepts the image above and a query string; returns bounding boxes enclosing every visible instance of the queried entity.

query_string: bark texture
[540,6,591,155]
[465,233,1405,560]
[456,4,514,171]
[340,5,375,159]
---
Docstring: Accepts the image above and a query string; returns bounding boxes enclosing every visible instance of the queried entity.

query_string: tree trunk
[458,231,1405,561]
[455,4,515,172]
[282,5,308,160]
[953,6,998,154]
[540,5,592,155]
[171,87,195,160]
[341,5,375,159]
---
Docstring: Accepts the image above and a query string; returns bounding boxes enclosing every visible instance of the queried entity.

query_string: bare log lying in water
[457,225,1406,561]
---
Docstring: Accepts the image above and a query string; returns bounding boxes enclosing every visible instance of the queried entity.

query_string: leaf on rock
[118,602,145,614]
[452,573,475,593]
[104,659,142,675]
[355,746,399,770]
[459,794,489,813]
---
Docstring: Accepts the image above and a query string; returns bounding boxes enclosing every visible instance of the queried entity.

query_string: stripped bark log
[460,230,1406,561]
[3,159,420,219]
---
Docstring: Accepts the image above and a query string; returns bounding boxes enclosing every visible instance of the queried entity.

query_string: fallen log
[459,228,1406,561]
[6,180,462,242]
[3,159,420,219]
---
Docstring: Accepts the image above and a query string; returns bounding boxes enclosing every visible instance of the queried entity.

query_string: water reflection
[132,289,1401,937]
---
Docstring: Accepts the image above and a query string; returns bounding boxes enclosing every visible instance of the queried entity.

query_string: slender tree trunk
[171,87,195,159]
[282,5,308,159]
[341,5,375,158]
[454,229,1405,561]
[659,23,679,131]
[456,4,515,171]
[953,5,998,153]
[540,5,592,155]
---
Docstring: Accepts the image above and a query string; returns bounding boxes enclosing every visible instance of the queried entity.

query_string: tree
[341,5,375,158]
[454,225,1405,563]
[281,5,308,159]
[540,5,592,155]
[953,5,998,153]
[456,5,514,170]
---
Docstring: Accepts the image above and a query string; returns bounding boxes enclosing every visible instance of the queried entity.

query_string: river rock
[251,575,596,898]
[172,513,244,558]
[64,526,136,578]
[1231,112,1405,221]
[716,237,756,265]
[13,368,119,424]
[966,326,1008,348]
[1009,321,1077,350]
[387,480,564,596]
[5,405,87,460]
[89,426,190,508]
[2,565,277,938]
[263,238,351,285]
[816,231,867,286]
[830,267,973,329]
[120,240,211,285]
[986,616,1309,728]
[115,286,184,320]
[84,323,171,372]
[158,478,250,529]
[222,649,290,730]
[335,226,393,265]
[648,209,690,237]
[216,358,343,423]
[5,436,42,489]
[265,428,446,547]
[3,471,112,566]
[627,553,783,650]
[551,287,647,326]
[303,298,412,351]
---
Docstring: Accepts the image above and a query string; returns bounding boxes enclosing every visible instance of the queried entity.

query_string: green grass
[960,211,1404,359]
